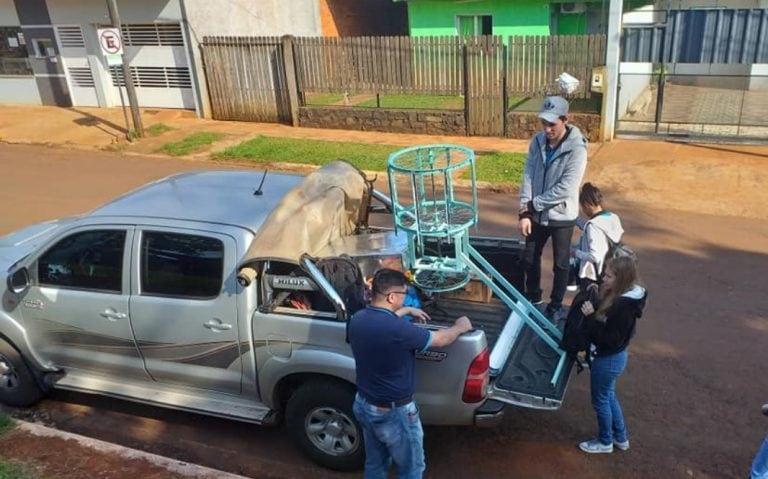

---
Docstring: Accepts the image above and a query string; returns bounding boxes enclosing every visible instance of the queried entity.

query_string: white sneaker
[579,439,613,454]
[614,439,630,451]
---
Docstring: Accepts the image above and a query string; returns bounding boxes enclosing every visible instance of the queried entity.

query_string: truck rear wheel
[0,338,43,407]
[285,379,364,471]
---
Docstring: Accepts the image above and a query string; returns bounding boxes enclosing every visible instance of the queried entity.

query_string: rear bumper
[473,399,506,427]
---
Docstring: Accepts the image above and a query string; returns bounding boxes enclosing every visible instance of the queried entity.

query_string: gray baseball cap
[538,96,569,123]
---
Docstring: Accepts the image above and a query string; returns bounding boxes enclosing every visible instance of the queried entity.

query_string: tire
[285,379,364,471]
[0,338,43,407]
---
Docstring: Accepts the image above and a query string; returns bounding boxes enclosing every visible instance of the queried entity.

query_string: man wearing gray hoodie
[519,96,588,317]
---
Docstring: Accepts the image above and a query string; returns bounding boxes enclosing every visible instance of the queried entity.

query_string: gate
[465,36,505,137]
[202,36,291,122]
[617,8,768,141]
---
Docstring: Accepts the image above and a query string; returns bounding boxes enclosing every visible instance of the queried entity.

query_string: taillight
[462,347,490,403]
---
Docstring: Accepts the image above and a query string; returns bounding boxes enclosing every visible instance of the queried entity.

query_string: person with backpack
[578,253,647,454]
[570,182,624,290]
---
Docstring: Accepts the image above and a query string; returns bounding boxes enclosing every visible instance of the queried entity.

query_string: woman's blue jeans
[353,394,425,479]
[752,435,768,479]
[591,349,629,446]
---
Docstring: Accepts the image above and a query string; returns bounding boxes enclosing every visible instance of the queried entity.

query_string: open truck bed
[426,298,573,409]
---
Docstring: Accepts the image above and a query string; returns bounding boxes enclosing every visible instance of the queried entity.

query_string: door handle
[100,310,127,321]
[203,320,232,331]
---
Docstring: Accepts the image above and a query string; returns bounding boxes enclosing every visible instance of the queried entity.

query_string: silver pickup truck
[0,162,572,471]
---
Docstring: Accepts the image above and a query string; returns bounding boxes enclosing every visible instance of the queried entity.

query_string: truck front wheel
[285,379,364,471]
[0,338,43,407]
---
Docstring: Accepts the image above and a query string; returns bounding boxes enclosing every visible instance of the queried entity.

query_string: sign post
[103,0,144,138]
[97,27,131,141]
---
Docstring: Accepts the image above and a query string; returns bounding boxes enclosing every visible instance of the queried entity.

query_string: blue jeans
[353,394,425,479]
[752,435,768,479]
[590,349,628,446]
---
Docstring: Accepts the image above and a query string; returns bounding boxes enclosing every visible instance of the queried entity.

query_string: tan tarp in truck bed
[241,161,368,265]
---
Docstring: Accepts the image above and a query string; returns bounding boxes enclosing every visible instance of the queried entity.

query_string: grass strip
[215,136,524,184]
[157,132,224,156]
[0,461,38,479]
[304,93,345,106]
[145,123,174,137]
[467,151,525,184]
[0,413,35,479]
[0,412,12,436]
[357,94,463,110]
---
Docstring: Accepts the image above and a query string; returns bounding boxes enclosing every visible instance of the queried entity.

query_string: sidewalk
[1,104,767,219]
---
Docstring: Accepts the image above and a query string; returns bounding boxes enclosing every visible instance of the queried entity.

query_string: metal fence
[622,8,768,63]
[616,72,768,140]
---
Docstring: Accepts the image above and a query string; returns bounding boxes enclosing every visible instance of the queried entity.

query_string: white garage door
[56,25,99,107]
[108,23,195,109]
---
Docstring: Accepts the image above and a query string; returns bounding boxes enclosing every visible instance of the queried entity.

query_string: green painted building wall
[405,0,552,37]
[556,12,587,34]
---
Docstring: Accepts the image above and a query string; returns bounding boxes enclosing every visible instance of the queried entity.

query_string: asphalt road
[1,143,767,478]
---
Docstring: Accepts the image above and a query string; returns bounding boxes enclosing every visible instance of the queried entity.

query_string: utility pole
[105,0,144,137]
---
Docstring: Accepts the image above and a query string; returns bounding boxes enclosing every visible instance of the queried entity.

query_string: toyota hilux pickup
[0,161,573,470]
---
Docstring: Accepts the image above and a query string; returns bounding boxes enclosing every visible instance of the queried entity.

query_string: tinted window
[38,230,126,292]
[141,232,224,299]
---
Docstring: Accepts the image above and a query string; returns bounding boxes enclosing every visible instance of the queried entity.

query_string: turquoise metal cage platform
[387,144,569,386]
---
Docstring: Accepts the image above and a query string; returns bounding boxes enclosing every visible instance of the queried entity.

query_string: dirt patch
[0,428,180,479]
[588,140,768,220]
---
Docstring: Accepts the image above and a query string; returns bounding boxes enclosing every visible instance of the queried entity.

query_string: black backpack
[314,255,366,316]
[590,223,634,276]
[560,283,599,370]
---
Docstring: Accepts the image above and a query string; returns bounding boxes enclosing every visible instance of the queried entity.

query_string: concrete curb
[15,420,251,479]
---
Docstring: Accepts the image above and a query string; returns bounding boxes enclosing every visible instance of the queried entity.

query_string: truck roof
[90,170,305,232]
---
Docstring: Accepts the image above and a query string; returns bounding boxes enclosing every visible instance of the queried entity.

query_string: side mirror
[7,267,30,294]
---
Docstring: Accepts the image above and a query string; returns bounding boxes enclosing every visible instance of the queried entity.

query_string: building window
[31,38,55,58]
[456,15,492,36]
[0,26,33,75]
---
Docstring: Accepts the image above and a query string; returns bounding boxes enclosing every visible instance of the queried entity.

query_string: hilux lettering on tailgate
[416,350,447,362]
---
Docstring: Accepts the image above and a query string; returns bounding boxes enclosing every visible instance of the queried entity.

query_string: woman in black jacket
[578,253,647,454]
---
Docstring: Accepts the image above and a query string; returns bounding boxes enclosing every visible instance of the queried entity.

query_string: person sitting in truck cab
[368,255,424,322]
[283,291,312,310]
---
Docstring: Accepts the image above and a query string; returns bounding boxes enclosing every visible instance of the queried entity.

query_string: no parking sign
[97,28,123,66]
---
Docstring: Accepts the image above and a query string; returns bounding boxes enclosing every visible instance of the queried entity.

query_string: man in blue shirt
[349,269,472,479]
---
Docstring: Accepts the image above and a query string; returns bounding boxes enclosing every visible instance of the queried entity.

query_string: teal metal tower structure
[387,144,568,385]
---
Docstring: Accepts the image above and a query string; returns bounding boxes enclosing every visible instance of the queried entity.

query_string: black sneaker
[544,303,561,319]
[525,294,543,305]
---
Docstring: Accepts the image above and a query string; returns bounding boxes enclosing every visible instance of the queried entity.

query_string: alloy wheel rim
[305,406,359,457]
[0,355,19,391]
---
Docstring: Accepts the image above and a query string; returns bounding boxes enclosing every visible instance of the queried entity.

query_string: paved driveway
[618,82,768,139]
